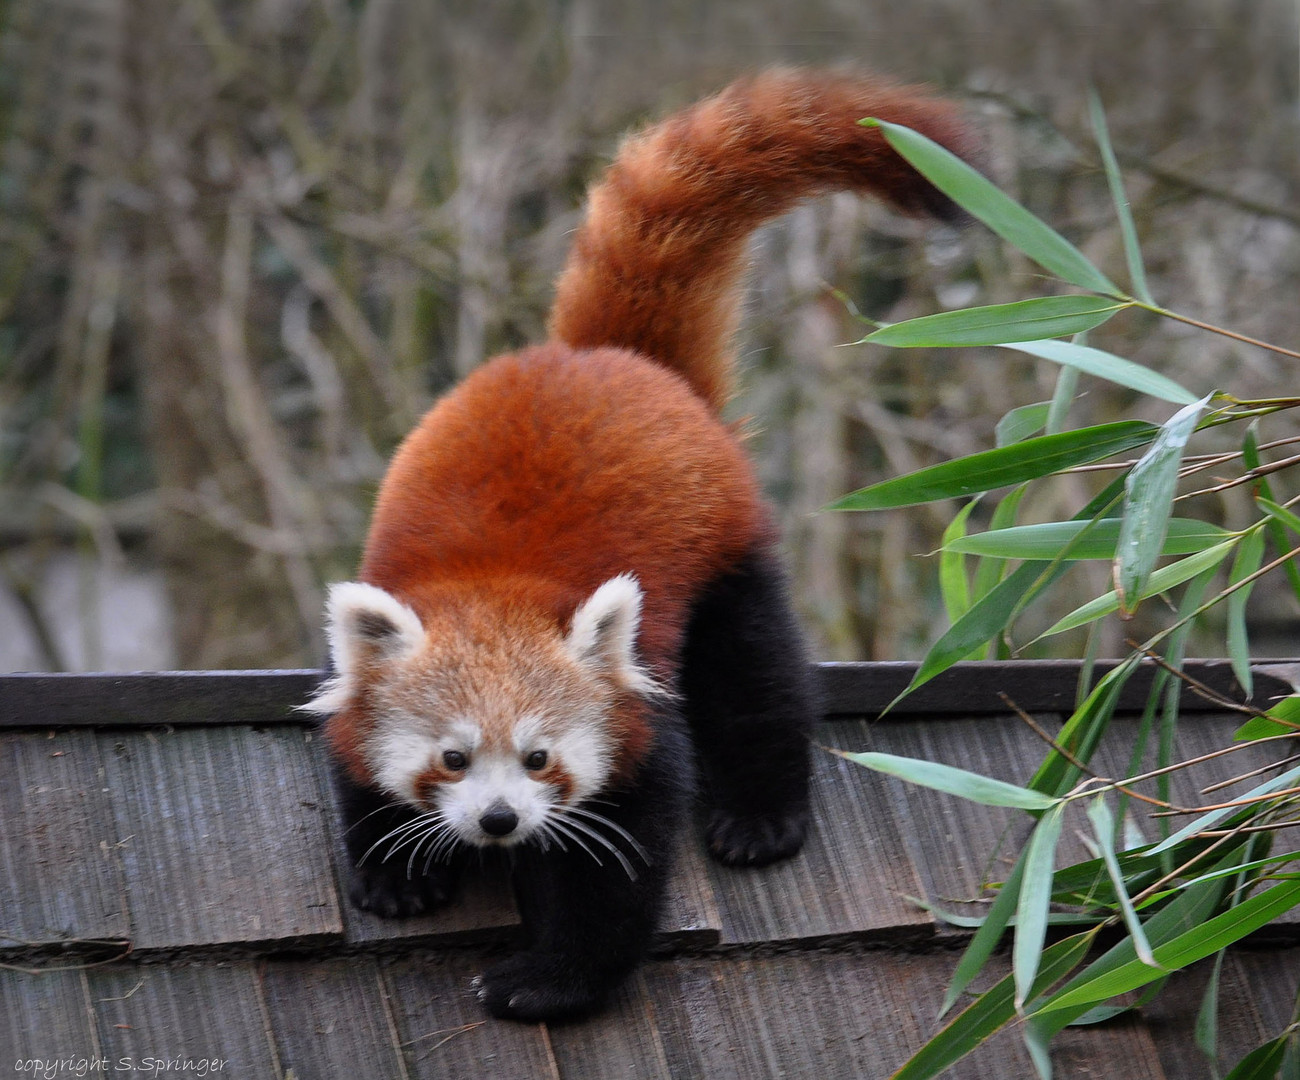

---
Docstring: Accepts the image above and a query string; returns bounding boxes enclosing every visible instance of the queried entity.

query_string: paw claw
[474,954,609,1022]
[348,862,455,918]
[706,807,808,867]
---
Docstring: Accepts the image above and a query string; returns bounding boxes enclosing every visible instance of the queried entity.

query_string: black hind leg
[681,547,817,866]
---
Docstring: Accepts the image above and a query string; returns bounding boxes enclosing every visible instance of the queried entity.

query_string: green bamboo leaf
[971,486,1025,621]
[996,401,1051,447]
[896,476,1130,708]
[1046,362,1079,435]
[940,499,978,623]
[946,518,1231,561]
[1248,426,1300,601]
[826,421,1157,511]
[1030,653,1139,796]
[864,118,1122,296]
[1255,497,1300,605]
[1066,977,1169,1027]
[1089,89,1153,305]
[1028,854,1234,1043]
[1257,496,1300,537]
[902,568,1046,706]
[1085,796,1158,968]
[1223,1037,1290,1080]
[905,896,1098,930]
[1023,1019,1052,1080]
[1031,878,1300,1015]
[1226,529,1266,697]
[999,339,1200,406]
[893,929,1098,1080]
[861,296,1127,348]
[1115,395,1211,610]
[940,851,1028,1018]
[834,751,1061,810]
[1234,695,1300,741]
[1146,761,1300,857]
[1035,539,1236,641]
[1196,951,1225,1064]
[1015,803,1068,1011]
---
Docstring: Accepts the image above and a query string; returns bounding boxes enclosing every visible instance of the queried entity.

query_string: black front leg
[475,721,690,1022]
[680,547,817,866]
[331,761,462,918]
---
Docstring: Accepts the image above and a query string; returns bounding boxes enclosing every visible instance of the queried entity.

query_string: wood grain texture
[704,719,930,945]
[0,669,321,727]
[0,729,130,952]
[97,725,343,950]
[0,967,95,1060]
[89,962,282,1077]
[259,957,411,1079]
[866,713,1043,930]
[550,951,1054,1079]
[1141,955,1290,1079]
[383,951,562,1080]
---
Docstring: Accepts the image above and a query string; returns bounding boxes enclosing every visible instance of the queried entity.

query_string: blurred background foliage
[0,0,1296,671]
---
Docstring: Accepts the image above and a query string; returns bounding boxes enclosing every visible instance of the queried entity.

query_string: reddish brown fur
[549,68,971,411]
[325,69,970,781]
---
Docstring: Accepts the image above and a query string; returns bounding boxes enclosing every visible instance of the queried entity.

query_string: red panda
[305,68,972,1021]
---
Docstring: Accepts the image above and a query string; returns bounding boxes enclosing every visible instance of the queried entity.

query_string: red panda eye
[524,750,548,771]
[442,749,468,771]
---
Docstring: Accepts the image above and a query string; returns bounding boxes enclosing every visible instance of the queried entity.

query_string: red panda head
[305,574,659,861]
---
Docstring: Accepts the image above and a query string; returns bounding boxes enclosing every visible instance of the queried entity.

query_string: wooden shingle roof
[3,662,1298,1078]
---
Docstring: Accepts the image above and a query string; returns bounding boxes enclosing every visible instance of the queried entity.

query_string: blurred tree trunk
[118,2,322,666]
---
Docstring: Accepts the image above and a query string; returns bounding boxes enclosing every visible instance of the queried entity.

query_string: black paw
[348,860,456,918]
[473,953,610,1022]
[706,806,808,867]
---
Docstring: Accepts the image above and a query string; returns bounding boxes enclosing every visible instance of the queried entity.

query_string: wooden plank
[98,725,343,950]
[4,660,1293,729]
[0,729,130,954]
[867,713,1048,928]
[0,669,321,727]
[383,951,561,1080]
[88,962,282,1077]
[1230,947,1300,1040]
[259,957,409,1079]
[656,843,723,949]
[1173,715,1300,928]
[703,719,931,945]
[551,951,1046,1080]
[819,659,1297,717]
[1142,957,1280,1079]
[0,967,96,1061]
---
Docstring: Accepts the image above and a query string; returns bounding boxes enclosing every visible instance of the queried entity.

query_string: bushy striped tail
[548,68,973,412]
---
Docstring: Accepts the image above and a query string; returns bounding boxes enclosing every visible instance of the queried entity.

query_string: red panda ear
[303,582,424,714]
[565,574,658,695]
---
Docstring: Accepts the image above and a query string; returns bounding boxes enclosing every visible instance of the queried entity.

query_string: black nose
[479,804,518,837]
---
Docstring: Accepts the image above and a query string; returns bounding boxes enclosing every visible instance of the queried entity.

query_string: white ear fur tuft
[301,582,424,714]
[565,574,658,695]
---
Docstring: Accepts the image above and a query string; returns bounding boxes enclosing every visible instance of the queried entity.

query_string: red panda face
[307,575,658,859]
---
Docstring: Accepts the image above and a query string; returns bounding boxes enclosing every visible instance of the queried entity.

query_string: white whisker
[550,808,641,880]
[544,816,604,868]
[532,819,569,855]
[405,819,453,878]
[359,809,442,866]
[561,804,651,865]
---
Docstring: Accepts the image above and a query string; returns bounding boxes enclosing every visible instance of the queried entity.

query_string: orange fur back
[548,69,972,412]
[358,344,769,674]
